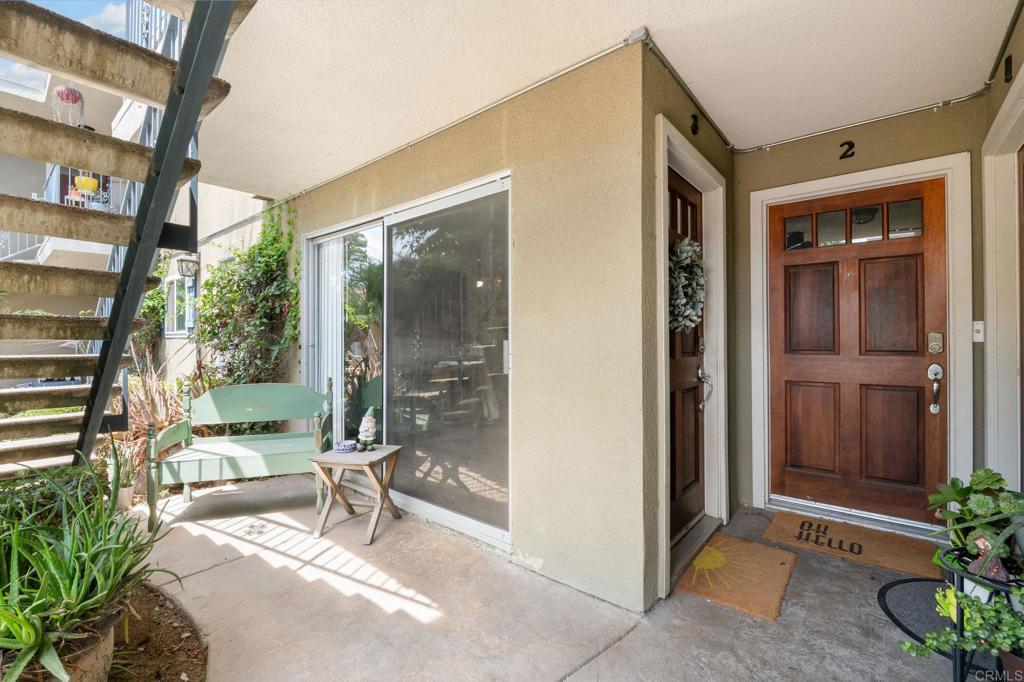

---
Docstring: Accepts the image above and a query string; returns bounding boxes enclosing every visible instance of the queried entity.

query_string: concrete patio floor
[145,475,947,681]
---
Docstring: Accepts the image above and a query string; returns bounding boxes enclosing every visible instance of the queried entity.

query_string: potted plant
[108,436,138,511]
[928,469,1024,584]
[904,585,1024,675]
[0,463,170,681]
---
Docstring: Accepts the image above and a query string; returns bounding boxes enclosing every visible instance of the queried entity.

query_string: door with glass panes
[768,179,947,523]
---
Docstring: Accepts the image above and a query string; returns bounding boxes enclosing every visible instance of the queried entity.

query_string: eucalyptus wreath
[669,237,705,332]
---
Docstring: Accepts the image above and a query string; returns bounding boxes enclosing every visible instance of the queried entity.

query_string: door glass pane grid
[781,197,924,251]
[816,210,846,247]
[851,204,883,243]
[784,215,812,251]
[888,198,923,239]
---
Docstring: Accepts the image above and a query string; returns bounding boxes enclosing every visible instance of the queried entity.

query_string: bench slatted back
[190,383,330,425]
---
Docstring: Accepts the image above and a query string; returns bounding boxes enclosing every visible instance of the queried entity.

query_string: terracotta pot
[1000,651,1024,679]
[17,612,118,682]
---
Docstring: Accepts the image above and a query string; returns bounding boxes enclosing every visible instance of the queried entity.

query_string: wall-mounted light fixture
[177,257,199,278]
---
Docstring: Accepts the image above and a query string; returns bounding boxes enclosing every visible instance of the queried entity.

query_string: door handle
[927,363,944,415]
[697,365,713,413]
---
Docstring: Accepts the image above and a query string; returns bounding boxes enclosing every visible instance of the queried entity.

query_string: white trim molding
[655,114,729,598]
[749,152,974,514]
[983,75,1024,489]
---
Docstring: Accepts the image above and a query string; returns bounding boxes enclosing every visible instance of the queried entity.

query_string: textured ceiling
[199,0,1017,197]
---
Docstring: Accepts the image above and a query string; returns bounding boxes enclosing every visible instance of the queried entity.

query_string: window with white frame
[164,276,195,336]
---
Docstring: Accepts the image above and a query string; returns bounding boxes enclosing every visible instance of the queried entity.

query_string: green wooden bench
[146,380,333,530]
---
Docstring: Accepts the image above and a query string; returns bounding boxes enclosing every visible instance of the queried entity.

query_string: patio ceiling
[199,0,1017,198]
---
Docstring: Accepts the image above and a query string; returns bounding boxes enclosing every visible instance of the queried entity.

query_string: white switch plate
[973,320,985,342]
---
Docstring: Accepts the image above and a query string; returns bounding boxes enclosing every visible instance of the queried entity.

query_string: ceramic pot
[116,486,134,511]
[999,651,1024,679]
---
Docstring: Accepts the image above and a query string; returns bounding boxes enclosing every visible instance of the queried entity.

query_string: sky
[0,2,126,100]
[35,1,127,37]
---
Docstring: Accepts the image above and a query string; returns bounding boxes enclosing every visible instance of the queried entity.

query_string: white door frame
[749,152,974,523]
[655,114,729,598]
[983,75,1024,489]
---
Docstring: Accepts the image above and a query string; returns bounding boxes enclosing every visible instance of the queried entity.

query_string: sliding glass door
[311,179,509,531]
[312,223,384,443]
[386,184,510,530]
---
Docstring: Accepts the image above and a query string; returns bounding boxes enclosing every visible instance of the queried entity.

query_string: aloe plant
[0,462,172,681]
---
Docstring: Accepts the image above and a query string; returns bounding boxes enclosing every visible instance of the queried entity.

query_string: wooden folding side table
[310,445,402,544]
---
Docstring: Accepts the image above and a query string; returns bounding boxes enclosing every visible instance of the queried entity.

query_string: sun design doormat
[677,534,797,620]
[763,511,941,578]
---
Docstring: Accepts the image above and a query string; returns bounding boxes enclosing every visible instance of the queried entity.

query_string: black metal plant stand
[938,547,1023,682]
[879,548,1021,682]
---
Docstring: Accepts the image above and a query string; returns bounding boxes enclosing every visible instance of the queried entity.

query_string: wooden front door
[669,169,706,538]
[768,179,947,524]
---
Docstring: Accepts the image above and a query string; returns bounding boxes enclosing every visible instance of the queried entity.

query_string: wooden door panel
[668,169,705,537]
[861,256,924,355]
[785,381,840,473]
[769,178,946,524]
[785,262,839,353]
[861,384,924,485]
[671,387,700,497]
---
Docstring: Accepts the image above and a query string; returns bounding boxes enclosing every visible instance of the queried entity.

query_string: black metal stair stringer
[75,1,235,461]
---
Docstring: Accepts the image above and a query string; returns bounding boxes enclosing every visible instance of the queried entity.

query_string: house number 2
[839,141,855,159]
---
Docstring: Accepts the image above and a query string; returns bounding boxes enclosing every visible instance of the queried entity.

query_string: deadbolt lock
[928,332,944,355]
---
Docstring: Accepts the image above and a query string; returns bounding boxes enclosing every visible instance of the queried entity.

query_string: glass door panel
[313,224,384,442]
[386,189,510,529]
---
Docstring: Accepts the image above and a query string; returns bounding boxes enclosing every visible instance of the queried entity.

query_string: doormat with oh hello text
[762,511,941,578]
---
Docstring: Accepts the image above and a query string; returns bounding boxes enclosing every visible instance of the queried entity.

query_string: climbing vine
[195,202,300,387]
[135,255,167,352]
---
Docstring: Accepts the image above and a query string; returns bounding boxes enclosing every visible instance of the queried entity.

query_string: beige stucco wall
[160,183,264,380]
[639,49,734,606]
[290,45,649,610]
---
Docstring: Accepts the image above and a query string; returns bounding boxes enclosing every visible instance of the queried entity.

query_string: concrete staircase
[0,1,250,476]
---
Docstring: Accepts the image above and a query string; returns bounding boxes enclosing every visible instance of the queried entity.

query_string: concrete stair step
[0,107,200,186]
[149,0,257,39]
[0,432,99,465]
[0,261,159,298]
[0,353,130,380]
[0,453,75,479]
[0,2,231,117]
[0,313,144,340]
[0,194,133,246]
[0,383,121,414]
[0,410,84,440]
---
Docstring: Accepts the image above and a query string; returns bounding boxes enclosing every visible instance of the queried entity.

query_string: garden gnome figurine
[357,407,376,451]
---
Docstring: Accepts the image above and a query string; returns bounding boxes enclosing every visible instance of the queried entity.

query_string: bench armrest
[153,419,192,454]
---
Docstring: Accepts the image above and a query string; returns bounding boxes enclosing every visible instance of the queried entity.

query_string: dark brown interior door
[768,179,947,524]
[668,169,705,538]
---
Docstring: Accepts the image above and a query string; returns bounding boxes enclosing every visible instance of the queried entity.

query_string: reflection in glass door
[313,224,384,442]
[386,186,510,530]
